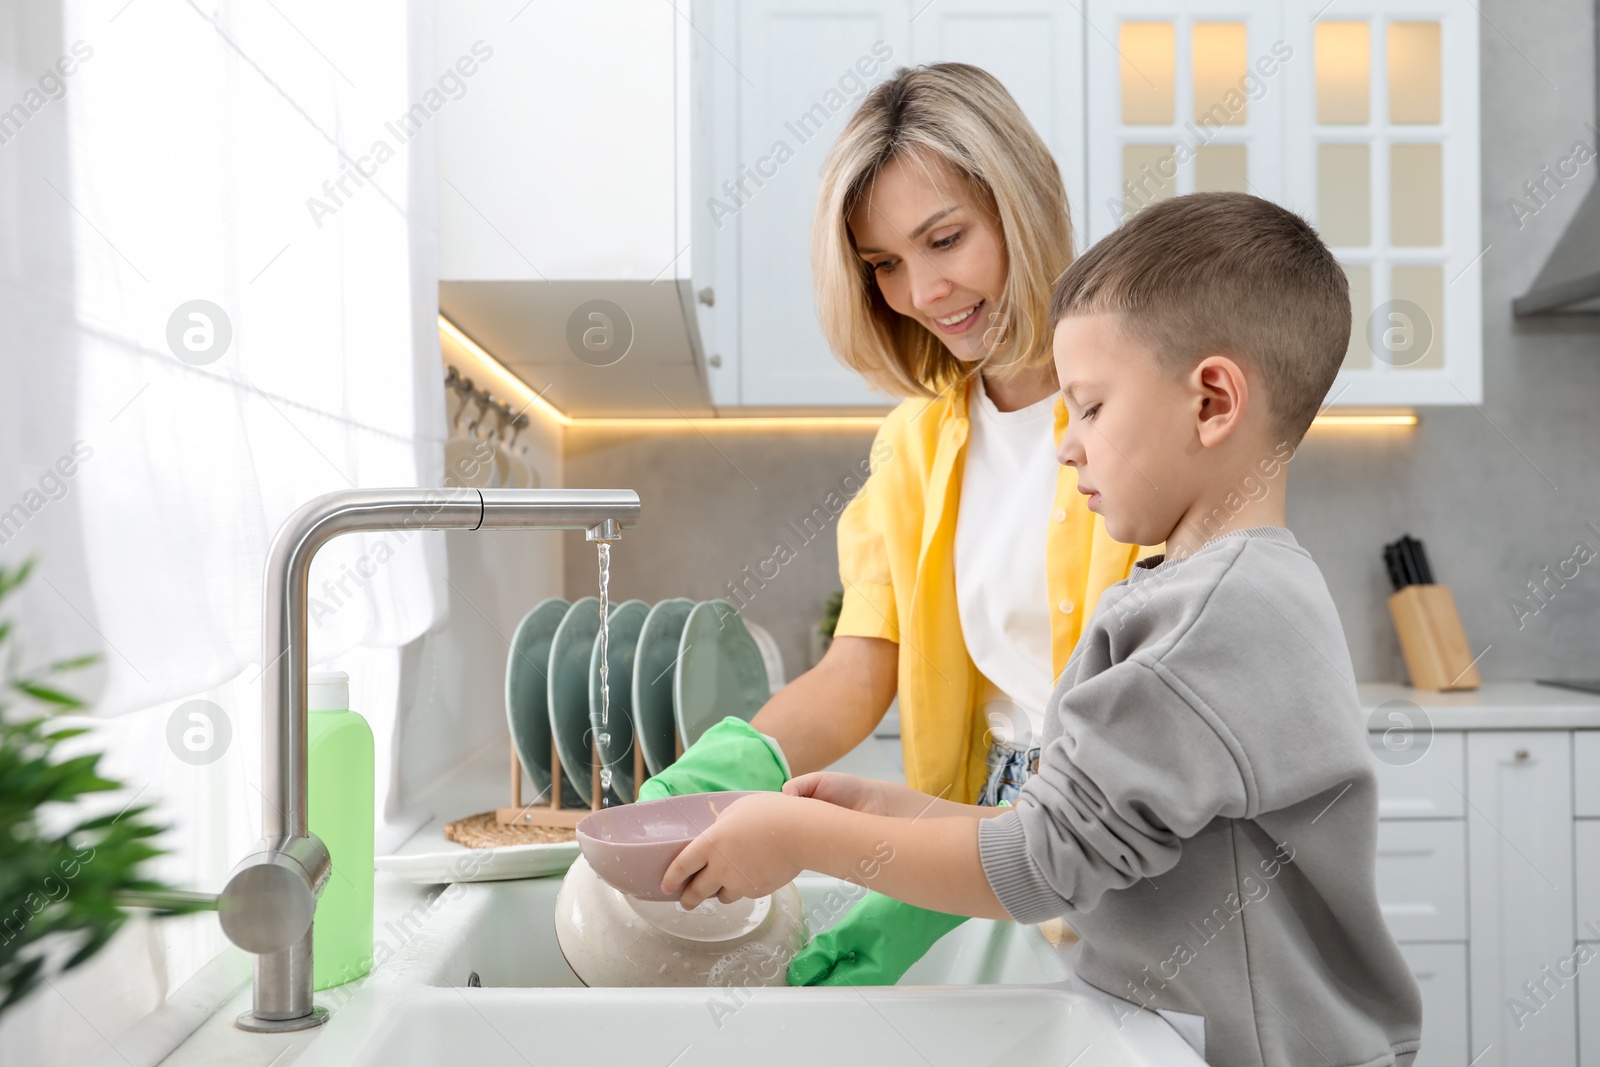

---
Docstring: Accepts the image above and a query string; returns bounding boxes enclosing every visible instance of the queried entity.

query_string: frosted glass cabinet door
[1466,732,1576,1067]
[1084,0,1286,245]
[1284,1,1481,406]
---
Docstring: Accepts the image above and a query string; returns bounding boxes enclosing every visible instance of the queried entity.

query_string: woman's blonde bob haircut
[813,63,1075,399]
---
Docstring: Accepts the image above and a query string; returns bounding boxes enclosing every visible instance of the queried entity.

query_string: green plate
[632,598,694,777]
[674,600,769,749]
[547,597,602,802]
[589,599,649,802]
[505,598,583,807]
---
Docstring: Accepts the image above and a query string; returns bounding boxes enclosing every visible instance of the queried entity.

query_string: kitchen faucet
[190,488,638,1031]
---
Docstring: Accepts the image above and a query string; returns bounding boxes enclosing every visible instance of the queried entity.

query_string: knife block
[1387,584,1480,691]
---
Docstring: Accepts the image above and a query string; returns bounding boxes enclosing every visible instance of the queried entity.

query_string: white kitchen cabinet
[435,0,715,418]
[1577,819,1600,927]
[1371,728,1469,1064]
[1579,820,1600,1067]
[1399,943,1468,1067]
[437,3,683,283]
[1359,688,1600,1067]
[1466,731,1576,1067]
[1284,0,1482,406]
[1084,0,1482,407]
[1370,728,1464,818]
[1084,0,1287,239]
[704,0,1088,409]
[470,0,1483,413]
[906,0,1089,258]
[713,0,907,409]
[1375,819,1466,941]
[1582,960,1600,1067]
[1575,731,1600,816]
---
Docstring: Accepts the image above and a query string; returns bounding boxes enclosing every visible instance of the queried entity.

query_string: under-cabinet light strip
[1307,414,1419,427]
[439,315,1416,432]
[439,315,884,430]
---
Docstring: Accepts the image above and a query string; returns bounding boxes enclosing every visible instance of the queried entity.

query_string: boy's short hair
[1050,192,1350,446]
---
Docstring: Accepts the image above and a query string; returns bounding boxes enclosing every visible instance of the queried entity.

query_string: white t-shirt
[954,376,1059,748]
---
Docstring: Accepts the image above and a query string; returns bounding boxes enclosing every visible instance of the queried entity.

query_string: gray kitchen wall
[565,0,1600,687]
[1298,0,1600,684]
[563,426,876,681]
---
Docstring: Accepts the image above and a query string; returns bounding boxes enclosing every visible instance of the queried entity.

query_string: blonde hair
[812,64,1074,399]
[1051,192,1350,447]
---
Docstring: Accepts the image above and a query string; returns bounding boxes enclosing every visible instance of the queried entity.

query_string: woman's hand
[660,792,812,911]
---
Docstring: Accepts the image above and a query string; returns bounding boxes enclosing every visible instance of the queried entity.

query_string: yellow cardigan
[834,379,1157,804]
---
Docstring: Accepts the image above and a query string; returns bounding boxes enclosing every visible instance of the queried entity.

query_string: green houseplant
[810,588,845,668]
[0,558,194,1018]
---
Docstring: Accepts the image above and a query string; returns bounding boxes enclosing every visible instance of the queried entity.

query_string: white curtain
[0,1,445,1063]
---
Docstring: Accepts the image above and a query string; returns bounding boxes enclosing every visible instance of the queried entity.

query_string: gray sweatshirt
[977,526,1422,1067]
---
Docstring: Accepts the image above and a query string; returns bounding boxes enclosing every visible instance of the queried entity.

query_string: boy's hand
[783,771,893,815]
[661,792,810,911]
[786,773,966,821]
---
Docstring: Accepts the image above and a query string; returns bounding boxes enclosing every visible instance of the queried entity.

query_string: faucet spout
[586,518,623,542]
[229,487,639,1031]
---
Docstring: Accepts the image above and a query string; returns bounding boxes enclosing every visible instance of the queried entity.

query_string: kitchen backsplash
[563,427,878,681]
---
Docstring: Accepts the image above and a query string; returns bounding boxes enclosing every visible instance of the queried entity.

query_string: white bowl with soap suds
[554,854,809,987]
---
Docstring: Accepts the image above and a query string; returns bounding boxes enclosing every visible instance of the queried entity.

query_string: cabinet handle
[708,354,723,369]
[697,287,715,307]
[1513,748,1530,762]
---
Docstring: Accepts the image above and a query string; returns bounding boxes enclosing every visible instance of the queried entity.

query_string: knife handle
[1383,545,1405,591]
[1412,538,1436,584]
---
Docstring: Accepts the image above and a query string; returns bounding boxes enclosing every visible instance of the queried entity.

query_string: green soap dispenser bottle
[307,670,374,990]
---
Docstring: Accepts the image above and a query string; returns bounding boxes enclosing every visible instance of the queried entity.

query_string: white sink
[289,874,1204,1066]
[335,987,1175,1067]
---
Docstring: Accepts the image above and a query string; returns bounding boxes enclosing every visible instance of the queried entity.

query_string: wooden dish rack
[496,729,685,828]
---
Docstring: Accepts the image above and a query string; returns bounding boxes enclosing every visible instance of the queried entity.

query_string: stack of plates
[505,598,777,806]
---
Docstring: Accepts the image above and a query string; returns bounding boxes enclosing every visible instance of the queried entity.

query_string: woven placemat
[443,810,579,848]
[1037,917,1079,946]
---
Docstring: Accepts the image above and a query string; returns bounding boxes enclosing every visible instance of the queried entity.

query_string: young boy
[661,192,1423,1066]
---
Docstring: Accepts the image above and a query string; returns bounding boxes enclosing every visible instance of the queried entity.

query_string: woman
[640,63,1153,982]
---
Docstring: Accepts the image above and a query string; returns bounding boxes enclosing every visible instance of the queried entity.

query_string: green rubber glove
[787,891,968,986]
[634,716,789,801]
[787,799,1008,986]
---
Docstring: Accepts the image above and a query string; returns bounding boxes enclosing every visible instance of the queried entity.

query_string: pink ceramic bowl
[575,791,758,901]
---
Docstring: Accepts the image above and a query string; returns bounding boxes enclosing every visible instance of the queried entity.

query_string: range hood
[1513,7,1600,316]
[1513,180,1600,315]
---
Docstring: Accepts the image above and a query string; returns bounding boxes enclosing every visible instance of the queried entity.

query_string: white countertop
[1357,681,1600,729]
[876,683,1600,735]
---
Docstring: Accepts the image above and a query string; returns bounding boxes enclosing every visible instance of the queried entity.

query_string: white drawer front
[1577,732,1600,817]
[1370,730,1465,819]
[1576,820,1600,933]
[1400,942,1468,1067]
[1581,954,1600,1067]
[1376,819,1467,941]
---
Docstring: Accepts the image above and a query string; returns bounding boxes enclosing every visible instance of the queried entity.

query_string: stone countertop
[1358,681,1600,729]
[877,683,1600,736]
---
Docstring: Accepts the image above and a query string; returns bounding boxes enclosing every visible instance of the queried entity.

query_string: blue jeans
[978,740,1041,807]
